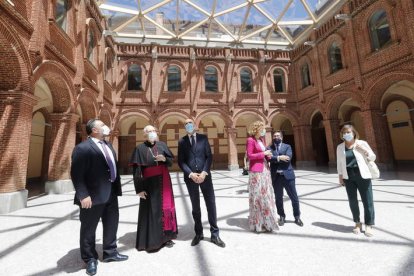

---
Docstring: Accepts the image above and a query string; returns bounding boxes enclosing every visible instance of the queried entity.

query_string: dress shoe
[164,240,175,248]
[102,252,128,263]
[294,218,304,227]
[211,236,226,248]
[279,217,286,226]
[86,259,97,276]
[191,234,204,246]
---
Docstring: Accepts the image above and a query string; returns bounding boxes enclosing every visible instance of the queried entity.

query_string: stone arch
[76,89,98,122]
[265,64,289,77]
[233,109,268,127]
[156,109,192,127]
[300,103,326,125]
[365,72,414,110]
[0,17,31,92]
[196,108,232,127]
[32,60,75,113]
[117,112,152,174]
[326,91,364,120]
[99,104,113,127]
[268,109,300,127]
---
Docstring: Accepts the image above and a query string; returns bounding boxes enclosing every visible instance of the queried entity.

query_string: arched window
[205,66,218,92]
[328,42,343,73]
[105,54,113,83]
[87,28,95,64]
[301,63,311,88]
[128,64,142,91]
[167,65,181,91]
[369,10,391,51]
[273,68,285,92]
[240,68,252,92]
[56,0,69,32]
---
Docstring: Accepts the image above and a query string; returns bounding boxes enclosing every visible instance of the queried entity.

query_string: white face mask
[343,133,354,142]
[148,132,157,142]
[260,129,266,137]
[102,125,111,136]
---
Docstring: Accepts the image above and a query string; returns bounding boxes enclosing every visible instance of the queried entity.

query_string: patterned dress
[247,138,279,232]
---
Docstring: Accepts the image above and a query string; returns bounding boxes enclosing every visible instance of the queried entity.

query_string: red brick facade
[0,0,413,203]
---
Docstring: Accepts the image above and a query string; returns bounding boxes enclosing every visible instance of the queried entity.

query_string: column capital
[0,91,38,107]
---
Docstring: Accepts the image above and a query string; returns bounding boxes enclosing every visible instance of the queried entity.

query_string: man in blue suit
[178,118,225,248]
[268,131,303,227]
[71,119,128,275]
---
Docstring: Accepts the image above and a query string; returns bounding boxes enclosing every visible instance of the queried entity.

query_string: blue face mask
[185,123,194,133]
[343,133,354,142]
[148,132,157,142]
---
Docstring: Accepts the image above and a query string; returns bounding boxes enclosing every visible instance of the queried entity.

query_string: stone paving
[1,169,413,275]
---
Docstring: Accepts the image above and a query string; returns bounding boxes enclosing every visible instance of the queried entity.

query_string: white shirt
[188,133,197,145]
[90,137,117,176]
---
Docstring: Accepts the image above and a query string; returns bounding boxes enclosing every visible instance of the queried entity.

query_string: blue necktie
[99,141,116,182]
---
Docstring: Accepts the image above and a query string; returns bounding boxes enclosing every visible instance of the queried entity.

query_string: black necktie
[191,135,196,150]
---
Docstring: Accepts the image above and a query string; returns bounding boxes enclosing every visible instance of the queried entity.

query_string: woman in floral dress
[246,121,279,232]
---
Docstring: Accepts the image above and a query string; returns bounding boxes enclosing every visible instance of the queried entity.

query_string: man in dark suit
[71,119,128,276]
[268,131,303,227]
[177,118,225,248]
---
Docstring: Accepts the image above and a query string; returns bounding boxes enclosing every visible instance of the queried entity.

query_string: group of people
[70,118,377,276]
[71,118,224,275]
[246,121,302,233]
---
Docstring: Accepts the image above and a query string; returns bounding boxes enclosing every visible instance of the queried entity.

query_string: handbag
[356,140,380,179]
[366,159,380,179]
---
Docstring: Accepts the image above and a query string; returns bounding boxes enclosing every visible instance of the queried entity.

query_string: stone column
[0,91,37,214]
[294,125,315,168]
[45,113,79,194]
[226,127,239,170]
[361,109,394,169]
[110,130,120,158]
[323,119,341,168]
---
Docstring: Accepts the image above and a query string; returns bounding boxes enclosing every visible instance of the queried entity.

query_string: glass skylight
[98,0,345,49]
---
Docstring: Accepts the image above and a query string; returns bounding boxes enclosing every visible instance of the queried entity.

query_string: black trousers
[344,168,375,225]
[271,173,301,219]
[185,174,219,237]
[79,193,119,263]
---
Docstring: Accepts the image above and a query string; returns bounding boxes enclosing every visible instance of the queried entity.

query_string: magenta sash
[142,165,177,232]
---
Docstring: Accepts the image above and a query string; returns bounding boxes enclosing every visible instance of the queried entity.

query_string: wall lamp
[304,41,316,47]
[151,49,158,59]
[226,53,234,62]
[335,14,352,21]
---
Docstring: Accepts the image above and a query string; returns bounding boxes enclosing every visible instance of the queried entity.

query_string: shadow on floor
[226,217,249,231]
[312,222,354,233]
[26,248,84,276]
